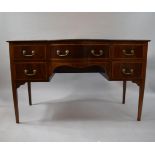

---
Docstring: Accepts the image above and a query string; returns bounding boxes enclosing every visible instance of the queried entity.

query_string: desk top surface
[7,39,150,43]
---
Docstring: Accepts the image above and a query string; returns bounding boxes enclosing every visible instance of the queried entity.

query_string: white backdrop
[0,13,155,141]
[0,12,154,91]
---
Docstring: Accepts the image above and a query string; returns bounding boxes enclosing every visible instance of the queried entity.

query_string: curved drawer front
[14,63,47,81]
[12,45,46,60]
[49,44,110,59]
[49,45,85,59]
[113,45,143,59]
[86,45,110,59]
[112,62,143,80]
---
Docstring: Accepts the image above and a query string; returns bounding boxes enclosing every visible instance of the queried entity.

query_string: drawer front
[113,45,143,59]
[15,63,47,81]
[49,44,110,59]
[112,62,143,79]
[86,45,110,59]
[49,45,85,59]
[12,45,46,60]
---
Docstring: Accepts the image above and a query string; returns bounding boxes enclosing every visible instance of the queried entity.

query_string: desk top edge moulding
[8,39,150,123]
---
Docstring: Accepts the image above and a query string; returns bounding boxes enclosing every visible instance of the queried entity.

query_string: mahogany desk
[8,39,149,123]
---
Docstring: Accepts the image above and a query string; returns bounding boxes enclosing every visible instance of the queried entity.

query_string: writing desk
[8,39,149,123]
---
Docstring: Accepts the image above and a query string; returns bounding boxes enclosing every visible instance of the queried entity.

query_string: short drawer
[86,45,110,59]
[14,63,47,81]
[112,62,143,80]
[49,45,85,59]
[113,45,143,59]
[12,45,46,60]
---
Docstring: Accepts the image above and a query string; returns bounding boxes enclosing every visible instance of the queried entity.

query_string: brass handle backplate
[24,69,37,76]
[122,49,135,56]
[56,50,69,57]
[122,68,134,75]
[91,49,104,56]
[22,50,35,57]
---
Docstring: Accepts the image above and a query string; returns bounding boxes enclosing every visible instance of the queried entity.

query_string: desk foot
[122,81,126,104]
[12,83,20,123]
[28,82,32,106]
[137,81,145,121]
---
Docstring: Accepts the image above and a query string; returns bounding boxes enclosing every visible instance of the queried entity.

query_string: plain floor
[0,73,155,141]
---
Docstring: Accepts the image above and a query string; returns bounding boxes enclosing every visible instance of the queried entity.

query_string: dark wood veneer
[112,62,143,80]
[14,62,47,81]
[12,45,46,61]
[8,39,149,123]
[112,45,144,59]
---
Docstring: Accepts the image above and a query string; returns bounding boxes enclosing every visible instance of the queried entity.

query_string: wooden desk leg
[137,81,145,121]
[28,82,32,106]
[122,81,126,104]
[12,83,19,123]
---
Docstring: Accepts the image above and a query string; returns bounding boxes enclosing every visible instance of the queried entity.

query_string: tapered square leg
[12,83,19,123]
[122,81,126,104]
[137,81,145,121]
[28,82,32,106]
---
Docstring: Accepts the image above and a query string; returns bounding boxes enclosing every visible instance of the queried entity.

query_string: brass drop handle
[122,49,135,56]
[56,50,69,57]
[122,68,134,75]
[24,69,37,76]
[91,49,103,56]
[22,50,35,57]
